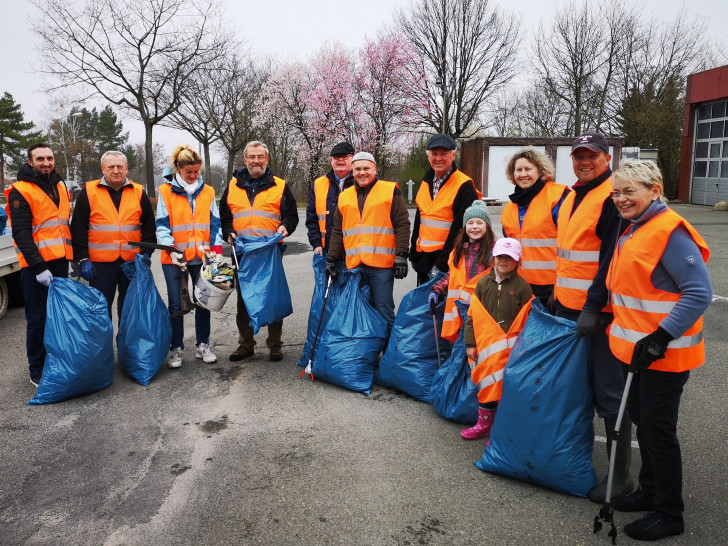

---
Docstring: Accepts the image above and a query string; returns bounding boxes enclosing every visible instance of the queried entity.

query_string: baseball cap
[571,132,609,154]
[492,237,522,261]
[426,134,457,150]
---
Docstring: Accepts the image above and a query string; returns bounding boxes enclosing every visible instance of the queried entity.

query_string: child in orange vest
[462,237,532,440]
[429,200,495,312]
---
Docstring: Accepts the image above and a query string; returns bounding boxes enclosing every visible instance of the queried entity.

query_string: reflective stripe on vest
[228,177,284,238]
[158,183,215,264]
[339,180,397,269]
[5,181,72,268]
[554,177,613,311]
[441,248,489,343]
[501,182,567,285]
[314,175,331,248]
[606,208,710,372]
[86,180,143,262]
[469,295,533,404]
[415,170,475,252]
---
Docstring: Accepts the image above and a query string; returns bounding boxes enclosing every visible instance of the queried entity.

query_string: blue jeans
[162,263,210,349]
[21,259,69,380]
[359,265,395,328]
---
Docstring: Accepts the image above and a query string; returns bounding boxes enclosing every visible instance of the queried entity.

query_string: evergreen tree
[0,92,43,184]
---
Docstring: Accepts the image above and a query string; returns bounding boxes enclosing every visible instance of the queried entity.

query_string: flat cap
[330,141,354,156]
[426,134,457,150]
[352,152,376,164]
[571,132,609,154]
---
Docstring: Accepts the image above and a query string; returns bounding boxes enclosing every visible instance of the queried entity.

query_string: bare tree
[210,55,270,183]
[396,0,521,139]
[34,0,227,196]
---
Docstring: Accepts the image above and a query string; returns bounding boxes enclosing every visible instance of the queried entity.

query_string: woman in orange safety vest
[501,147,570,307]
[156,145,223,370]
[605,159,711,541]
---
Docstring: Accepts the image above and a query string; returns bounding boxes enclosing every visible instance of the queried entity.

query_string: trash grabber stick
[300,276,333,381]
[430,299,442,367]
[593,370,635,545]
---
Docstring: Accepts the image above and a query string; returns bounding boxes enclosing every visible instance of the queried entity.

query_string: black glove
[393,256,408,279]
[630,327,673,371]
[325,260,339,283]
[70,260,81,278]
[576,309,601,337]
[428,292,439,314]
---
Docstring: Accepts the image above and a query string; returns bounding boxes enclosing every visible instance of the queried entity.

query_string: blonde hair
[505,147,555,184]
[171,145,202,174]
[613,159,665,198]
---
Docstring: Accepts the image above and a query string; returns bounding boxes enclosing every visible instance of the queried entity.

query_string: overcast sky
[3,0,727,166]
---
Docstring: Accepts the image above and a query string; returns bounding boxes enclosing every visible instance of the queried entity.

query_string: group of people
[6,129,712,542]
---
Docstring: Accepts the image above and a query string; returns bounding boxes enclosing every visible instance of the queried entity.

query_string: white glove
[171,251,187,269]
[36,269,53,287]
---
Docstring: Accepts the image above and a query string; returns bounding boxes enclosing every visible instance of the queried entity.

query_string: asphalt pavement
[0,204,726,545]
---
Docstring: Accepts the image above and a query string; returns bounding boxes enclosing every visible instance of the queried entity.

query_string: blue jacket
[155,168,222,264]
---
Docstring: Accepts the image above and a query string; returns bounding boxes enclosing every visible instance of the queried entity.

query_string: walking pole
[594,370,635,544]
[299,276,333,381]
[430,298,442,367]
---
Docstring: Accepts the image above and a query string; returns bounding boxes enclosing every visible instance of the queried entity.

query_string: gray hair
[100,150,128,166]
[243,141,270,157]
[613,159,665,198]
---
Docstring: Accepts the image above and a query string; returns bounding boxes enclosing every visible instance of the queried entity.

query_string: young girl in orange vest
[461,238,532,440]
[429,200,495,339]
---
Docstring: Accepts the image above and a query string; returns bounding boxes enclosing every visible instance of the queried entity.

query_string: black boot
[588,415,634,503]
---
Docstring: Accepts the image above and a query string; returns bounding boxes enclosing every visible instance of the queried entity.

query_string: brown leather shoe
[269,348,283,362]
[229,345,254,361]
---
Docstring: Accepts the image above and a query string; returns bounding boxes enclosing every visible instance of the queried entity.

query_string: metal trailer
[0,234,22,320]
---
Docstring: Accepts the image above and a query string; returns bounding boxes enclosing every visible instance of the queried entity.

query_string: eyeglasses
[609,185,651,199]
[245,155,267,161]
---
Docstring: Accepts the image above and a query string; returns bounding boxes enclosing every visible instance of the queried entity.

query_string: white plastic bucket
[194,273,234,311]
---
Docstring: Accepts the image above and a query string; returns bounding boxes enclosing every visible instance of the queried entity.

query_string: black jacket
[409,164,479,274]
[70,179,157,262]
[219,167,299,241]
[8,163,68,274]
[305,169,354,251]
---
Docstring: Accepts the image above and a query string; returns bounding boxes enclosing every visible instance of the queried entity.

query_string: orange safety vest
[554,177,613,312]
[5,181,72,268]
[441,248,490,343]
[501,183,568,286]
[86,180,143,262]
[468,295,533,404]
[228,177,285,237]
[415,170,477,252]
[607,209,710,373]
[339,180,397,269]
[158,183,214,264]
[314,175,332,248]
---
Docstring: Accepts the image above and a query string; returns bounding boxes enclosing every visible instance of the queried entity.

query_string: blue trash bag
[236,233,293,335]
[475,299,597,497]
[376,272,452,402]
[117,254,172,386]
[28,278,114,404]
[429,301,479,423]
[311,268,389,395]
[296,255,344,368]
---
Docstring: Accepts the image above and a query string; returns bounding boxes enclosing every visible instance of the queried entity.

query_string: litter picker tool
[430,298,442,367]
[299,276,333,381]
[130,241,193,316]
[593,370,635,544]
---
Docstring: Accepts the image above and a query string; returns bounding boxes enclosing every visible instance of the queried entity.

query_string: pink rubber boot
[461,407,496,440]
